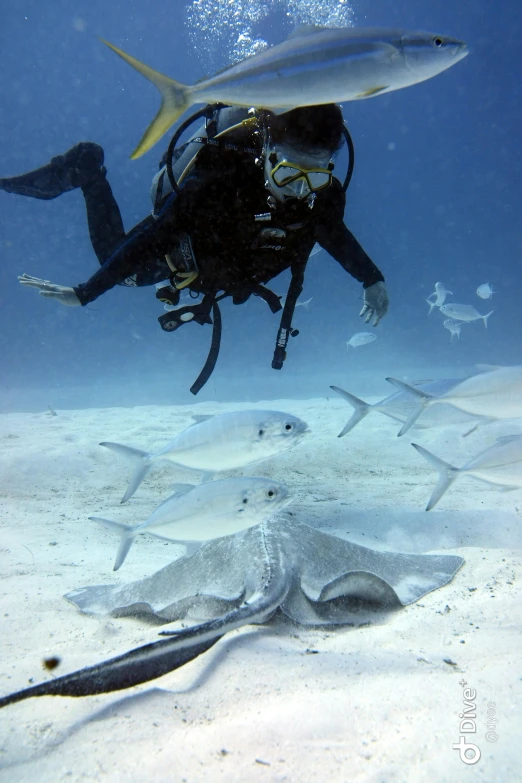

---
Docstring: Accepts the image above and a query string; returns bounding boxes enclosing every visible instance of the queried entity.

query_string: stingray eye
[266,489,275,499]
[432,36,444,48]
[284,423,293,432]
[258,428,265,437]
[242,497,248,504]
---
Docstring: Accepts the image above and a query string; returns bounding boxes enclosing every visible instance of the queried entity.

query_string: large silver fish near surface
[102,26,469,158]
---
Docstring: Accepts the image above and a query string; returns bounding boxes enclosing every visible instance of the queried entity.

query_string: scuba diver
[0,103,389,393]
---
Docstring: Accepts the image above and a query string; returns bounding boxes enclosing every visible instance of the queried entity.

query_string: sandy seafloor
[0,393,520,783]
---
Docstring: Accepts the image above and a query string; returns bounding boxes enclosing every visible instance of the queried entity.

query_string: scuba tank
[150,105,260,215]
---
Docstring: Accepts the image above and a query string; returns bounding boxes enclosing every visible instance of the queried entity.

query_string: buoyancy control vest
[150,105,259,215]
[150,103,355,395]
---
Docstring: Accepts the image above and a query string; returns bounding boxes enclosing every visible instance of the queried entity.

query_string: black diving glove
[359,281,389,327]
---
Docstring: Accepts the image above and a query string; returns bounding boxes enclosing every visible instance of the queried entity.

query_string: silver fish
[439,303,494,327]
[387,366,522,436]
[413,435,522,510]
[102,26,468,158]
[476,283,495,299]
[331,380,487,437]
[346,331,377,349]
[101,409,309,502]
[279,295,313,310]
[426,281,452,314]
[443,318,462,341]
[92,476,291,570]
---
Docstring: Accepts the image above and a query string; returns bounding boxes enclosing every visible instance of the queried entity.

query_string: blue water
[0,0,520,411]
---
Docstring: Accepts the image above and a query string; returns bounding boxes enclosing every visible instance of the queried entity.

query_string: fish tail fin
[385,378,433,437]
[330,385,370,437]
[99,441,152,503]
[90,516,136,571]
[101,39,190,159]
[425,298,436,315]
[482,310,494,328]
[411,443,459,511]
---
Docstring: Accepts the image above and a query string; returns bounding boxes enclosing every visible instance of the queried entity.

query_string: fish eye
[284,423,293,431]
[432,36,444,48]
[267,489,275,498]
[258,428,265,437]
[242,497,248,504]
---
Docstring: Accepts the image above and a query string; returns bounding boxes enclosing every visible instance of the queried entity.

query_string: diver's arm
[73,156,224,306]
[315,181,385,288]
[73,214,173,305]
[316,181,389,325]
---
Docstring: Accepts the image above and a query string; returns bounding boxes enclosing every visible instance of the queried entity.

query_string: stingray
[0,518,463,709]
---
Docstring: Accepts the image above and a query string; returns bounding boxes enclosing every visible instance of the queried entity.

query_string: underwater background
[0,0,520,411]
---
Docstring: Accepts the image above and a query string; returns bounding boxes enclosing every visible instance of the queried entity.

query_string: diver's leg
[0,142,105,199]
[0,142,125,264]
[80,169,125,264]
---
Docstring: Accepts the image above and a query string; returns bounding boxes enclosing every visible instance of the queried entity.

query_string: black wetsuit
[74,144,384,306]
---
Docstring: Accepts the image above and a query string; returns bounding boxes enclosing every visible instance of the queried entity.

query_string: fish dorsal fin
[169,483,196,495]
[287,24,330,39]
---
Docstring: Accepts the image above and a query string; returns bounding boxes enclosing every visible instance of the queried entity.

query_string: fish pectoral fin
[169,483,196,495]
[265,106,297,115]
[355,85,390,98]
[101,38,190,158]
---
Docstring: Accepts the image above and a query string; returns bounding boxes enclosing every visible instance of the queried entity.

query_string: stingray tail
[385,378,434,437]
[330,385,371,437]
[411,443,459,511]
[90,516,137,571]
[100,441,153,503]
[101,39,190,159]
[0,634,219,709]
[0,570,290,709]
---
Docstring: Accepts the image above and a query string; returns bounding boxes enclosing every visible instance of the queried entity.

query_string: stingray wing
[279,522,463,624]
[65,530,256,621]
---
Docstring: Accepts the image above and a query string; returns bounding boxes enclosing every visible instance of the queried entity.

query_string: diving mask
[264,141,334,202]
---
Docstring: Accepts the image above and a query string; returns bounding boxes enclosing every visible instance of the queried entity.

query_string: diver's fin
[0,143,105,199]
[90,516,136,571]
[101,39,190,159]
[99,441,152,503]
[411,444,459,511]
[330,385,371,437]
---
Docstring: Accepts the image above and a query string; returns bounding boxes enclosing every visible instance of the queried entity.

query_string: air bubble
[185,0,355,73]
